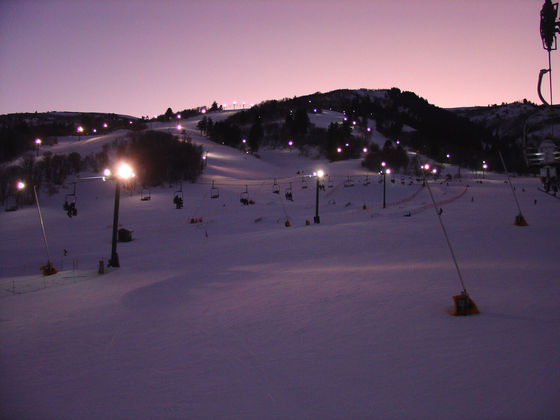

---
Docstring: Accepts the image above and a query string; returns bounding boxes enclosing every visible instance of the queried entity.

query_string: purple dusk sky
[0,0,556,117]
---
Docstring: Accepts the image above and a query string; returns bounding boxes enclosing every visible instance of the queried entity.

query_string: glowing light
[103,122,108,128]
[386,169,391,175]
[317,170,324,178]
[92,128,97,133]
[116,163,134,180]
[176,124,182,130]
[103,169,112,178]
[423,163,430,170]
[242,139,247,143]
[337,147,342,153]
[482,163,488,170]
[313,108,317,112]
[367,127,371,132]
[201,108,207,114]
[176,114,181,119]
[77,126,84,133]
[352,120,357,125]
[16,181,25,190]
[363,147,368,153]
[381,161,386,167]
[432,168,438,174]
[345,143,349,147]
[446,154,451,159]
[288,140,293,147]
[35,138,42,145]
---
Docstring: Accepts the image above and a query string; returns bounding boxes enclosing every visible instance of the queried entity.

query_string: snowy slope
[1,113,559,419]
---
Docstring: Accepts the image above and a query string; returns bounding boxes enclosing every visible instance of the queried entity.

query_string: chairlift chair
[301,176,308,189]
[4,195,17,212]
[63,182,78,216]
[173,183,183,208]
[272,178,280,194]
[344,176,354,187]
[240,185,250,205]
[210,181,219,199]
[327,176,334,188]
[363,175,370,186]
[285,182,293,201]
[141,188,151,201]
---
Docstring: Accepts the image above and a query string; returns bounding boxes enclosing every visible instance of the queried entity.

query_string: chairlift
[4,194,17,212]
[272,178,280,194]
[210,180,219,199]
[363,175,371,186]
[301,176,308,189]
[327,176,334,188]
[285,182,293,201]
[63,182,78,217]
[240,185,250,205]
[344,176,354,187]
[173,183,183,209]
[141,188,151,201]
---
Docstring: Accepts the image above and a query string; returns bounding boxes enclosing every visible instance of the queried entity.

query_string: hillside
[1,112,559,419]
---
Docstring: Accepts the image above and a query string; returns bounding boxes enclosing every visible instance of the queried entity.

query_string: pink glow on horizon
[0,0,555,117]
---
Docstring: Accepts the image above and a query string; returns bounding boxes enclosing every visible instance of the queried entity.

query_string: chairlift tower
[540,0,560,107]
[536,1,560,190]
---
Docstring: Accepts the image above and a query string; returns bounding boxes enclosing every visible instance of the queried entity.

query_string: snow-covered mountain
[1,110,559,419]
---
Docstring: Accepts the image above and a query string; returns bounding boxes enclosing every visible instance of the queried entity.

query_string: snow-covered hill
[1,114,559,419]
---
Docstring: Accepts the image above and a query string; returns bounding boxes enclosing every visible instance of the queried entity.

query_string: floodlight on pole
[382,166,391,209]
[314,170,324,224]
[34,138,42,156]
[108,163,135,268]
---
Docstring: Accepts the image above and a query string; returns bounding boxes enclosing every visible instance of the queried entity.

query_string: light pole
[482,161,488,179]
[35,138,42,156]
[381,161,391,209]
[314,170,324,224]
[105,163,134,268]
[16,180,25,210]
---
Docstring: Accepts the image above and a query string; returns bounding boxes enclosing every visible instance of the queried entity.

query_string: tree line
[1,131,204,207]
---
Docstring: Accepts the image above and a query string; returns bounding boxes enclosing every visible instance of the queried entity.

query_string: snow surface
[1,114,559,419]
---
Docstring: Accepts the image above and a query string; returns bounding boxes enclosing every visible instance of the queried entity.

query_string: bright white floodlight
[117,163,134,180]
